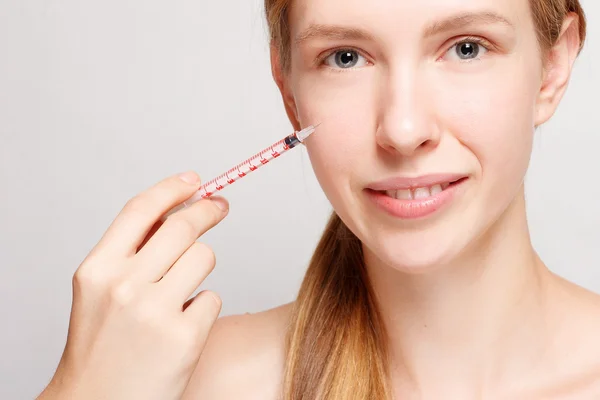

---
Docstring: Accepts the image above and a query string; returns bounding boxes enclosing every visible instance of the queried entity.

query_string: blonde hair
[264,1,587,398]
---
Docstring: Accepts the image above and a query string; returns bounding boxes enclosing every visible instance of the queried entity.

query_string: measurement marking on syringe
[198,127,315,199]
[161,125,317,221]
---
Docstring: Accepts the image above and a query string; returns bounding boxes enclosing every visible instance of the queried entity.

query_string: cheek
[293,74,376,194]
[436,59,540,182]
[303,124,364,200]
[292,70,376,128]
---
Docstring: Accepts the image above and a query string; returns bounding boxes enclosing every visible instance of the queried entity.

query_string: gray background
[0,0,598,398]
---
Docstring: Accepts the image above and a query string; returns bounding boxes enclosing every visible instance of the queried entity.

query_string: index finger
[94,172,202,257]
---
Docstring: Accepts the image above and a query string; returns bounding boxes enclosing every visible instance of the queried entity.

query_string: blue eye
[447,41,488,61]
[457,42,479,59]
[323,49,368,69]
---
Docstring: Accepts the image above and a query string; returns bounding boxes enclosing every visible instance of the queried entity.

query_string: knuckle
[192,201,221,226]
[122,195,143,214]
[121,197,153,222]
[188,243,216,275]
[123,191,169,219]
[73,262,106,290]
[192,242,216,266]
[72,266,90,288]
[108,280,136,307]
[168,215,199,238]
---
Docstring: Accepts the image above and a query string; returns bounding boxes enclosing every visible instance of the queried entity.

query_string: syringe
[164,124,318,219]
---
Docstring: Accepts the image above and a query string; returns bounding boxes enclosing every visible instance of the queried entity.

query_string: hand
[38,171,228,400]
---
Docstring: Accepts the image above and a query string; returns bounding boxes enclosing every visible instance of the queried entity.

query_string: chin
[360,225,471,274]
[368,245,459,275]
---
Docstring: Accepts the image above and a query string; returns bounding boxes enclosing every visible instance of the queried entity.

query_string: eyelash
[448,36,493,61]
[316,35,494,72]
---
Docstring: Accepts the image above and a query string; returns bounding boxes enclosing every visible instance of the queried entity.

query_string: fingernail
[210,196,229,212]
[178,171,200,185]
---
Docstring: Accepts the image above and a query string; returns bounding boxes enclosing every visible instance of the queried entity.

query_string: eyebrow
[423,11,514,37]
[294,24,374,45]
[294,11,514,45]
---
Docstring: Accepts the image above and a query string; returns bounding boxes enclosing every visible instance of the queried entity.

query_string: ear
[270,43,301,131]
[535,13,582,126]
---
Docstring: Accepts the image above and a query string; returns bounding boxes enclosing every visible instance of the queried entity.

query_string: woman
[39,0,597,398]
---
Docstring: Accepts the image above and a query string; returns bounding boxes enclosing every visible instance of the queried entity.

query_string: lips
[364,174,468,219]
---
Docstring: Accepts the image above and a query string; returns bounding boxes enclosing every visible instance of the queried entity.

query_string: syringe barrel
[162,126,316,221]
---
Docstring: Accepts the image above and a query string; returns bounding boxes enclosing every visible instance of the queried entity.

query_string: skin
[37,172,229,400]
[39,0,600,399]
[188,0,600,398]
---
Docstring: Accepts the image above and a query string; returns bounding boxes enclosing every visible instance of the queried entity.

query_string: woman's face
[280,0,554,270]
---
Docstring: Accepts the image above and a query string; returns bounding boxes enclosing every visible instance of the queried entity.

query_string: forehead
[288,0,531,41]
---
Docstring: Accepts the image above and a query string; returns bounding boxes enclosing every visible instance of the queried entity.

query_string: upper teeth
[384,183,448,200]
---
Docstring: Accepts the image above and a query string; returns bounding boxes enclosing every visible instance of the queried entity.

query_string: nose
[375,69,440,157]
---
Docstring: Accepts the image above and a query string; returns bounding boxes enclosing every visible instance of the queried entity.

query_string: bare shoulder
[554,277,600,340]
[543,278,600,398]
[181,302,293,400]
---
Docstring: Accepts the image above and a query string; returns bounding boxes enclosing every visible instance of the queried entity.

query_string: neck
[366,189,555,397]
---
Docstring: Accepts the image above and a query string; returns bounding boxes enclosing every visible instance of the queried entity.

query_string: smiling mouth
[373,177,467,200]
